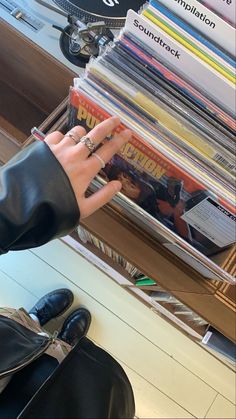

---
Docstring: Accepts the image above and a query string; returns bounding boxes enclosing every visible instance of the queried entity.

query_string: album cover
[78,76,235,202]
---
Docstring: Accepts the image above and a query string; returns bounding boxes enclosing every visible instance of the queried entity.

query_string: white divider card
[124,10,235,115]
[157,0,236,56]
[198,0,236,27]
[181,197,236,247]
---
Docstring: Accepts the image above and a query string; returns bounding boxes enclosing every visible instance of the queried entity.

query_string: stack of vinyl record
[68,0,236,284]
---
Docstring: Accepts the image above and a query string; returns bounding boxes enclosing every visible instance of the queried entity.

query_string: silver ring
[64,131,80,144]
[92,153,105,169]
[80,136,96,152]
[105,134,113,141]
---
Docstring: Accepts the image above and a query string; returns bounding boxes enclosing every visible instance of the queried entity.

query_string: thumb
[80,181,121,219]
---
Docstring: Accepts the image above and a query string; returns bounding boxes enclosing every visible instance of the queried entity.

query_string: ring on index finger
[80,136,96,153]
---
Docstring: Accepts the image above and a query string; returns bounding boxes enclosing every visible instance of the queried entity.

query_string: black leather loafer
[29,289,74,326]
[58,307,91,346]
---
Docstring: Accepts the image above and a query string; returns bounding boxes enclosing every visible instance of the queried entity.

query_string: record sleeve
[142,7,235,84]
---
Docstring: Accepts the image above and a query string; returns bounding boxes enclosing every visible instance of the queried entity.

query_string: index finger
[74,116,120,158]
[88,129,132,179]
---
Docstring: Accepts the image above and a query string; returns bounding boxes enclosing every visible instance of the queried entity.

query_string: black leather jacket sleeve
[0,142,80,254]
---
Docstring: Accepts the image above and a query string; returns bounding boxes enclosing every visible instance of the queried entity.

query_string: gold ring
[92,153,105,169]
[80,136,96,152]
[64,131,80,144]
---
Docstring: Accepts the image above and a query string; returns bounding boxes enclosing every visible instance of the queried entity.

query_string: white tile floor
[0,239,235,418]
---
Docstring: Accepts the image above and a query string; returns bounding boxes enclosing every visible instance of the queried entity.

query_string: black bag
[0,315,51,379]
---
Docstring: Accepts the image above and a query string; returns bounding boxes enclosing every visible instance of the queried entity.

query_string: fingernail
[114,181,122,192]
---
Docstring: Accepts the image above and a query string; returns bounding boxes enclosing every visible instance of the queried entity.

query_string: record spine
[120,34,236,131]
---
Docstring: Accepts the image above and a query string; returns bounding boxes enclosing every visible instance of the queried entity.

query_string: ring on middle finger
[80,136,96,153]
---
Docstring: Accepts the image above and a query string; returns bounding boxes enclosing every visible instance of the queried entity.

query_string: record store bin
[0,20,235,365]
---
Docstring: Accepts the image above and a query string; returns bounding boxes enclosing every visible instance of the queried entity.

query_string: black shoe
[29,289,74,327]
[58,307,91,346]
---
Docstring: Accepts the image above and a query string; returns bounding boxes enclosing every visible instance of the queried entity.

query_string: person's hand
[44,117,131,219]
